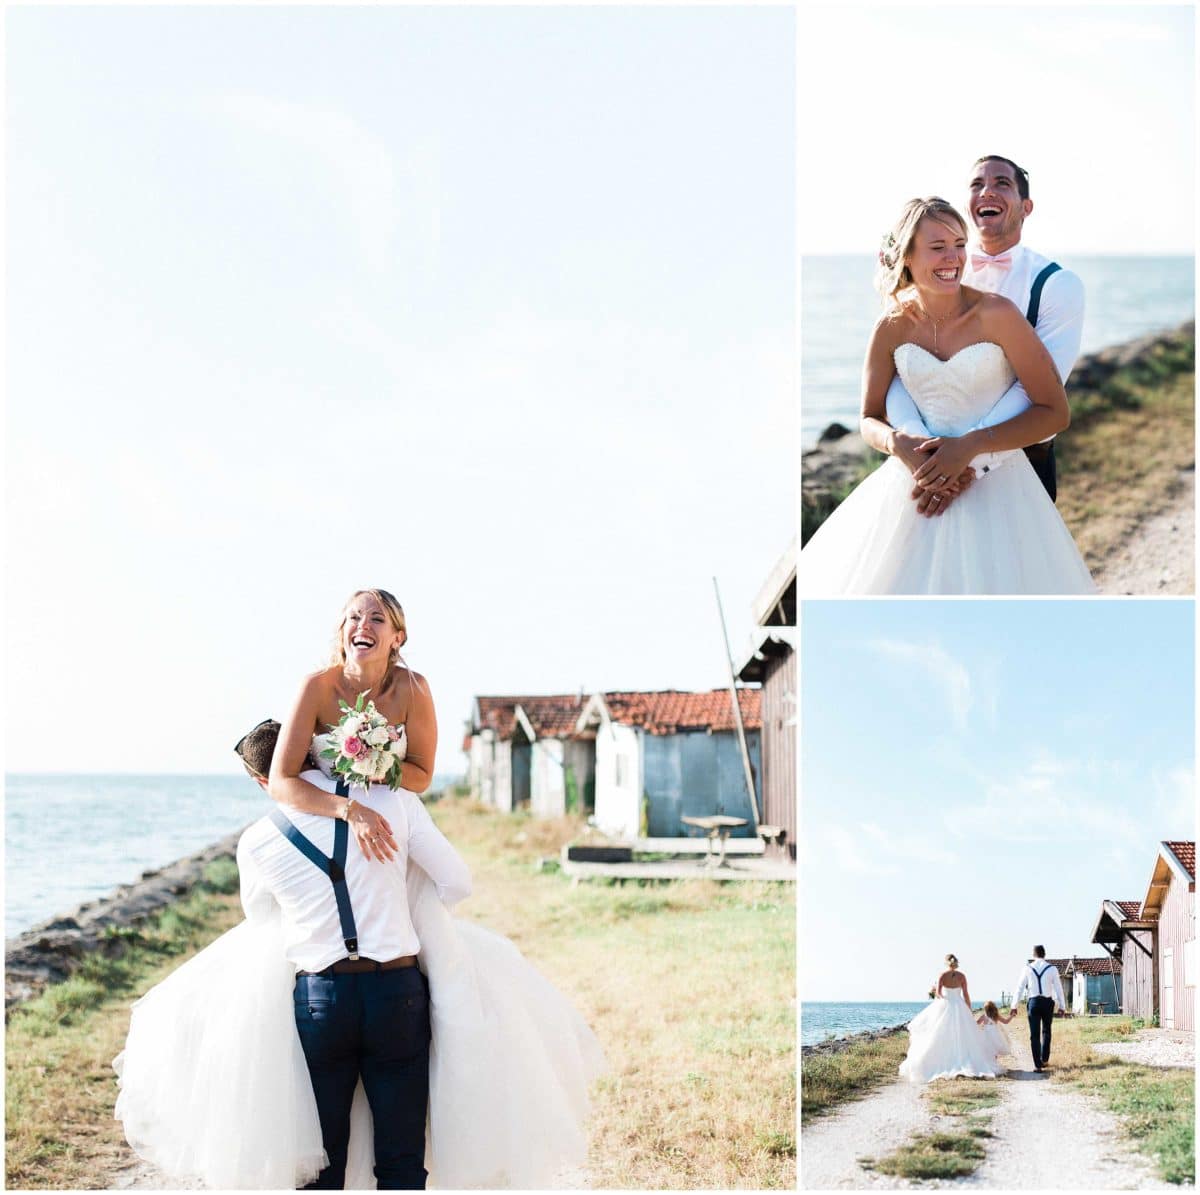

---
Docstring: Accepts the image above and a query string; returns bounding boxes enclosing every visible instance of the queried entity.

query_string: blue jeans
[293,967,430,1190]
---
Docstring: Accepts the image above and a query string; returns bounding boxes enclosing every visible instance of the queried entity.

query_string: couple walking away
[900,949,1066,1084]
[801,154,1096,595]
[114,588,606,1189]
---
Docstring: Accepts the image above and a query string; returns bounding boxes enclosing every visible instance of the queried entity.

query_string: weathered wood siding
[642,730,761,839]
[760,651,796,859]
[530,738,566,818]
[1159,872,1195,1030]
[1119,927,1156,1019]
[469,730,513,812]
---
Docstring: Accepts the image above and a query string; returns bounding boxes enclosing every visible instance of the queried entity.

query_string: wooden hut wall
[1120,927,1156,1019]
[530,738,566,818]
[642,730,762,838]
[563,738,596,814]
[1160,871,1195,1031]
[760,651,796,858]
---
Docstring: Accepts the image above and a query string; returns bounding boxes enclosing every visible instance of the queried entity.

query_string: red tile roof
[1069,957,1122,976]
[1165,840,1195,880]
[600,689,762,735]
[474,695,584,739]
[1114,900,1143,920]
[472,688,762,739]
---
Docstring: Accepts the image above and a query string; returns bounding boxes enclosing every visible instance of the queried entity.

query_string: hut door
[1163,947,1175,1028]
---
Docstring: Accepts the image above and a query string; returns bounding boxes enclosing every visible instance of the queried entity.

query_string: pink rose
[388,727,400,741]
[344,735,365,759]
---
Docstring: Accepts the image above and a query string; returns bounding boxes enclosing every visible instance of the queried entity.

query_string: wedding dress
[898,986,1002,1084]
[979,1018,1013,1061]
[800,342,1096,594]
[114,747,607,1189]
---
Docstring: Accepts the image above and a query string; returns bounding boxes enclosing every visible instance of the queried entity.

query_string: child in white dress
[977,999,1018,1063]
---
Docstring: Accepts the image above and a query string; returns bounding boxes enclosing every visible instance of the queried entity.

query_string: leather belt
[300,955,418,976]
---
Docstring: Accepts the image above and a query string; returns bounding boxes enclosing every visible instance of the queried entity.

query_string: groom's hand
[889,430,934,476]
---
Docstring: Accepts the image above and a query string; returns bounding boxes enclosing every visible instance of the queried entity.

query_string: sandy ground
[1094,470,1195,595]
[1090,1028,1195,1070]
[802,1033,1172,1190]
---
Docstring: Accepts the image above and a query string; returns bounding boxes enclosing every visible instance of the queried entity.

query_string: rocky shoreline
[801,1022,910,1059]
[801,320,1196,541]
[4,830,245,1011]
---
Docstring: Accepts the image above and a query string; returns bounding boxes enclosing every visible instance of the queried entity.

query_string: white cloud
[206,94,402,267]
[866,638,972,731]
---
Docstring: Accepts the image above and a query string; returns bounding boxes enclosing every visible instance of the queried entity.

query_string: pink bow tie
[970,252,1013,273]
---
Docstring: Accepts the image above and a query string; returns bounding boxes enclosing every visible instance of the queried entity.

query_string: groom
[887,154,1086,515]
[1013,946,1066,1072]
[234,719,471,1189]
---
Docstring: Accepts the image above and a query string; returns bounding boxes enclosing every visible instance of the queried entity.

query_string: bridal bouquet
[321,692,405,791]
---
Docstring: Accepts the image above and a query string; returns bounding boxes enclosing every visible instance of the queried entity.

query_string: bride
[800,197,1095,595]
[899,954,1001,1084]
[114,588,606,1189]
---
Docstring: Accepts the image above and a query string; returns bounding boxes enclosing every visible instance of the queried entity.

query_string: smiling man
[886,154,1086,510]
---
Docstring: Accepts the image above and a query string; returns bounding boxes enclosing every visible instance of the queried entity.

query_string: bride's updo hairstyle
[875,197,968,310]
[331,588,408,668]
[945,953,959,970]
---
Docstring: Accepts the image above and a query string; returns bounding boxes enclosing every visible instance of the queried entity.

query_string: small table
[680,815,750,867]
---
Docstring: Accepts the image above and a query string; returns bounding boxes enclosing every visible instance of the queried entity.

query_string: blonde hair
[875,197,968,309]
[983,1000,999,1021]
[331,589,408,668]
[945,953,959,970]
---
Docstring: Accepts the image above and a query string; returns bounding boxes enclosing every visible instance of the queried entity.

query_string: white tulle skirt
[980,1019,1012,1061]
[898,995,1002,1085]
[801,454,1096,595]
[113,871,607,1189]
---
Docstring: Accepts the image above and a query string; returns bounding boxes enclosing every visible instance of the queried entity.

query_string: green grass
[860,1124,992,1179]
[801,1031,910,1122]
[924,1077,1001,1117]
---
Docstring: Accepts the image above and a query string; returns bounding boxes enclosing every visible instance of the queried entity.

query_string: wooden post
[713,577,760,832]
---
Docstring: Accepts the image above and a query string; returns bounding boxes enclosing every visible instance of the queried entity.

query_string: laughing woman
[799,196,1095,595]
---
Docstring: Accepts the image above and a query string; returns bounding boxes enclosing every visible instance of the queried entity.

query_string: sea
[4,771,464,940]
[802,1000,984,1047]
[802,254,1195,448]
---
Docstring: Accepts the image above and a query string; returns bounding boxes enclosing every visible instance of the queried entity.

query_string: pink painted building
[1140,841,1195,1031]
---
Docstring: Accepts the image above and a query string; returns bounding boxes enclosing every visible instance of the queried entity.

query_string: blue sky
[799,5,1195,253]
[5,7,794,774]
[801,600,1195,1003]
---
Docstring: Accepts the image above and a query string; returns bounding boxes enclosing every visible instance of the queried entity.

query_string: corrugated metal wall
[643,730,762,838]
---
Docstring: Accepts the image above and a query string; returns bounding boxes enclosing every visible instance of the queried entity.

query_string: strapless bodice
[941,985,968,1004]
[894,341,1015,437]
[311,728,407,779]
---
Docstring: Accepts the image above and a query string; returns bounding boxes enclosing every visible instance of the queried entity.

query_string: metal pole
[713,577,761,831]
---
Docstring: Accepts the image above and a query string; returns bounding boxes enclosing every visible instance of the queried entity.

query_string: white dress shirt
[885,241,1086,477]
[238,769,472,973]
[1013,959,1066,1009]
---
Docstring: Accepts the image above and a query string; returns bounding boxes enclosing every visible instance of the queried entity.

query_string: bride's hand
[887,430,932,475]
[347,801,399,863]
[913,437,976,490]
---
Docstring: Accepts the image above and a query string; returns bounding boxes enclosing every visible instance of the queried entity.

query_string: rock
[5,829,246,1012]
[818,421,854,443]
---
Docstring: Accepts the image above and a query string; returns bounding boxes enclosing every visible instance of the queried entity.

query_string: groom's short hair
[1032,944,1046,958]
[972,154,1030,200]
[235,719,281,780]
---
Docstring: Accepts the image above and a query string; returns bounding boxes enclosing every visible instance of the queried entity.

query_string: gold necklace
[920,298,965,355]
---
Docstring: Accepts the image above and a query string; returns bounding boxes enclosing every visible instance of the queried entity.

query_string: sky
[798,5,1195,254]
[801,600,1196,1004]
[4,7,795,776]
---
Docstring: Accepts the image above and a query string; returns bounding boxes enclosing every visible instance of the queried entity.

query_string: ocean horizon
[801,253,1195,448]
[802,1000,992,1047]
[4,771,466,940]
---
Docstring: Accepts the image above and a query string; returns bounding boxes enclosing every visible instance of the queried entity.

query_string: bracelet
[341,797,357,822]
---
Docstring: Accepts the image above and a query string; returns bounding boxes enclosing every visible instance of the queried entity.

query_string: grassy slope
[802,327,1195,558]
[6,798,795,1191]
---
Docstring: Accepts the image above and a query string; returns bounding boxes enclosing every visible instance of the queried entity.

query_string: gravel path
[802,1080,936,1189]
[1091,1029,1195,1070]
[802,1032,1176,1190]
[1095,470,1195,595]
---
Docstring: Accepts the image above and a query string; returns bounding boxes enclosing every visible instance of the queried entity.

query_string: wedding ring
[937,474,948,484]
[931,495,942,503]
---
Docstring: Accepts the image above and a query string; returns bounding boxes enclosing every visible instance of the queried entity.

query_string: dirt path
[1093,469,1195,595]
[802,1036,1171,1190]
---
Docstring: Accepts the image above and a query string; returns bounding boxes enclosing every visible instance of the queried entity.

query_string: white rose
[351,754,375,777]
[368,726,390,748]
[341,716,363,739]
[388,738,404,755]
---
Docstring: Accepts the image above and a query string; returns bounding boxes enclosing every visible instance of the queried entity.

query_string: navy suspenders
[1026,262,1061,327]
[1031,963,1050,996]
[270,778,360,960]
